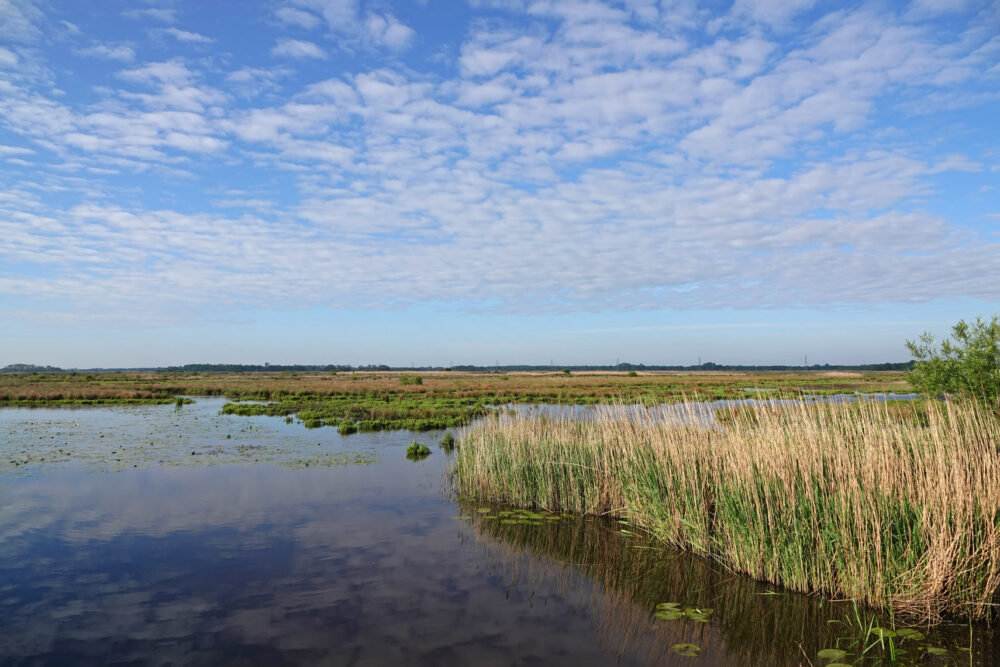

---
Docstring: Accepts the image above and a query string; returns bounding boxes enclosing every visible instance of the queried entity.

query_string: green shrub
[907,315,1000,408]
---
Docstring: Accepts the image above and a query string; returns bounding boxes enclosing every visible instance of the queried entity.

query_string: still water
[1,399,995,665]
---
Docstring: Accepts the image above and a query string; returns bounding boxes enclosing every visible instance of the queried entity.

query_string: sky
[0,0,998,368]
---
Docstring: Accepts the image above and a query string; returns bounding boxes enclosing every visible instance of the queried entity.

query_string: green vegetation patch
[222,394,492,433]
[406,441,432,460]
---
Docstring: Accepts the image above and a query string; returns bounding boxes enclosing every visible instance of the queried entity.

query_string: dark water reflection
[0,399,995,665]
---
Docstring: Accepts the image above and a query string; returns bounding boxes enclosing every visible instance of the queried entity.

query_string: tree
[906,315,1000,407]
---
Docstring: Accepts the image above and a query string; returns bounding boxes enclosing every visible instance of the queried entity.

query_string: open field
[0,369,910,432]
[453,398,1000,623]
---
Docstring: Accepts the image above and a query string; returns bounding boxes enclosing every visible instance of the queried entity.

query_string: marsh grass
[406,441,432,460]
[1,370,914,434]
[453,398,1000,622]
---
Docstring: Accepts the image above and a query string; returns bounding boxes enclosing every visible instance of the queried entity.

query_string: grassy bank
[453,399,1000,622]
[1,370,911,432]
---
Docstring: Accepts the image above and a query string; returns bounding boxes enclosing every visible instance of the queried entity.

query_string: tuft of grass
[406,441,432,460]
[452,398,1000,623]
[439,432,456,452]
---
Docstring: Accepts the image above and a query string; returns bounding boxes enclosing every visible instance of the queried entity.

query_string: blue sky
[1,0,998,368]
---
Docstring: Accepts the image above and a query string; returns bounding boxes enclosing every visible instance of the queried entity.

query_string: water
[0,399,994,665]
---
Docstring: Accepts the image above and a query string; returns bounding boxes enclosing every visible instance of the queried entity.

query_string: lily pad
[869,627,897,639]
[925,646,948,655]
[670,643,700,657]
[895,628,924,641]
[817,648,848,660]
[654,610,685,621]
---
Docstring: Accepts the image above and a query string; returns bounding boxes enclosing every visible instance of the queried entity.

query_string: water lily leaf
[895,628,924,641]
[685,607,713,616]
[869,627,897,639]
[654,610,685,620]
[477,508,492,513]
[656,602,680,611]
[670,643,700,657]
[817,648,848,660]
[925,646,948,655]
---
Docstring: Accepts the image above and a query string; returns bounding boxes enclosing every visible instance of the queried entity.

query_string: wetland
[2,371,998,665]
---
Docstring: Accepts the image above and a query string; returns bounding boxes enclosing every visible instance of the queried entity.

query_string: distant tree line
[449,362,915,372]
[1,361,914,374]
[0,363,65,373]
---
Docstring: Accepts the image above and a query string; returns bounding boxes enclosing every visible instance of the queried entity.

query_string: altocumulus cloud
[0,0,997,326]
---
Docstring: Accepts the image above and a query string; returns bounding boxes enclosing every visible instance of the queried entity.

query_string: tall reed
[452,399,1000,622]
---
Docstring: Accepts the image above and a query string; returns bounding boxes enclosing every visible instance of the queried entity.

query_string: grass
[452,397,1000,623]
[0,370,913,432]
[406,441,432,460]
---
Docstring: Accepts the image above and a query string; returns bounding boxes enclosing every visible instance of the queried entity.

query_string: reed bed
[453,399,1000,622]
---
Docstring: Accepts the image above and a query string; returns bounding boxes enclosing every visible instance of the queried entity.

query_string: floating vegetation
[815,600,960,664]
[405,441,432,460]
[0,402,378,475]
[222,395,490,433]
[439,432,456,452]
[455,501,565,527]
[653,602,713,623]
[670,643,700,657]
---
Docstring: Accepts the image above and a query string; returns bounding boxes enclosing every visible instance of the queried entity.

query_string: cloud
[0,0,43,43]
[123,8,177,23]
[158,28,214,44]
[271,38,327,59]
[730,0,818,29]
[77,44,136,62]
[275,6,322,29]
[0,144,33,156]
[0,46,18,67]
[285,0,416,51]
[1,0,998,325]
[363,13,415,50]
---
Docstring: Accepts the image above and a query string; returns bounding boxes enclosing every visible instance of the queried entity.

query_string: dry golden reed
[453,399,1000,622]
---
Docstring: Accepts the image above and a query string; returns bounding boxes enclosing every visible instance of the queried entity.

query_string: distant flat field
[0,370,911,405]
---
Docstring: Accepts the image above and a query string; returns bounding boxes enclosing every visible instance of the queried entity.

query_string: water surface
[0,399,993,665]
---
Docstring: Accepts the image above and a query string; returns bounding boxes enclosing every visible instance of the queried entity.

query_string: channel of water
[0,397,993,665]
